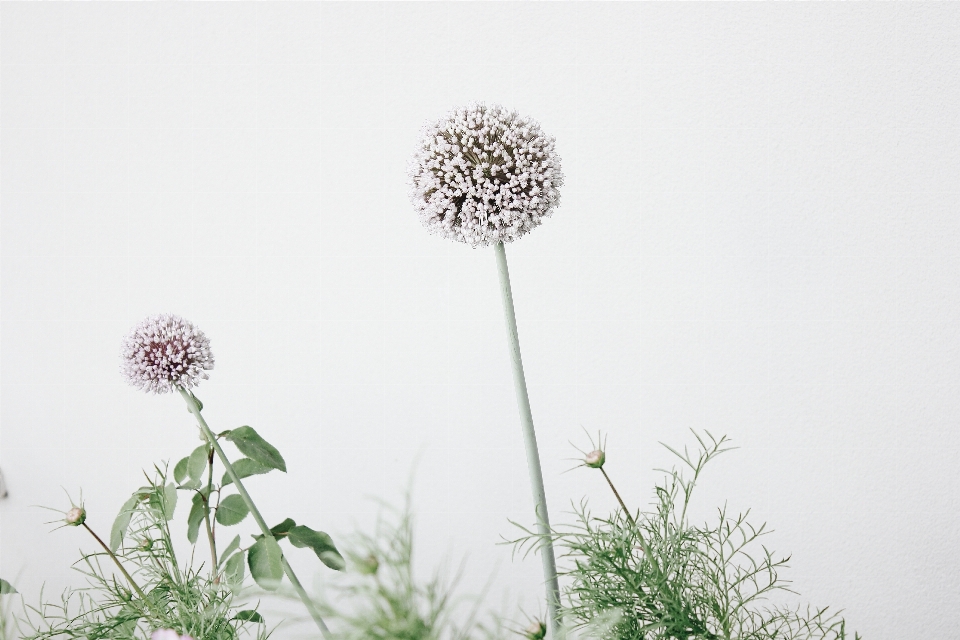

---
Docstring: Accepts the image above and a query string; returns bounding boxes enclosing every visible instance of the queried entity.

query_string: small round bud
[584,449,605,469]
[139,538,154,551]
[357,554,379,575]
[524,620,547,640]
[65,506,86,526]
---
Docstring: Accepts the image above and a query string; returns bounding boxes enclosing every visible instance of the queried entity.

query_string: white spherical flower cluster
[120,314,214,394]
[408,103,563,247]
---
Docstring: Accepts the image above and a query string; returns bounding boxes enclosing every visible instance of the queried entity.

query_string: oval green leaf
[215,494,250,526]
[248,536,283,590]
[287,525,345,571]
[0,579,17,595]
[219,535,241,567]
[187,445,208,484]
[225,426,286,472]
[110,494,141,552]
[173,456,190,484]
[222,458,272,487]
[224,550,245,591]
[235,610,264,623]
[187,493,206,545]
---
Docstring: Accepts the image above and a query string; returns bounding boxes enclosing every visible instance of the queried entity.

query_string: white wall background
[2,2,959,638]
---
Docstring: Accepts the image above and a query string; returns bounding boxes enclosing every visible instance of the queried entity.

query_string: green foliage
[513,432,860,640]
[221,459,272,487]
[247,538,284,591]
[215,496,250,527]
[224,427,286,473]
[314,502,503,640]
[22,470,269,640]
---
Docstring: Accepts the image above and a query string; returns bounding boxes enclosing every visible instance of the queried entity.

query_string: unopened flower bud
[139,538,153,551]
[524,620,547,640]
[65,506,86,526]
[584,449,605,469]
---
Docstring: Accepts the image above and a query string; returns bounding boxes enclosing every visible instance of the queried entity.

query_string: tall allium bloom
[408,103,563,247]
[409,104,563,636]
[120,314,214,394]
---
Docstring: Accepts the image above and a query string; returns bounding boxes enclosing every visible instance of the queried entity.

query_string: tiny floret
[408,103,564,247]
[584,449,605,469]
[121,314,214,394]
[65,506,86,526]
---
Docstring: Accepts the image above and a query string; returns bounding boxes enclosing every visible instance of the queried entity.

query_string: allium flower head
[121,314,214,394]
[408,103,564,247]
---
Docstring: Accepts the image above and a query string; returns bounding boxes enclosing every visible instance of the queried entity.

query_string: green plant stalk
[596,465,680,622]
[178,387,331,638]
[494,241,562,637]
[203,447,219,581]
[81,523,156,616]
[600,468,637,529]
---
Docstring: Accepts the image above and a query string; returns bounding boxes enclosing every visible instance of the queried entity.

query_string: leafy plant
[158,423,343,591]
[512,432,860,640]
[312,500,504,640]
[22,468,269,640]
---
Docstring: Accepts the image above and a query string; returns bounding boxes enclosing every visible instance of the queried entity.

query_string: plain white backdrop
[2,2,959,638]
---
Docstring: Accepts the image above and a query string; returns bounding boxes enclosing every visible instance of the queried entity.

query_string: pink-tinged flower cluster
[120,314,214,394]
[408,103,564,247]
[151,630,193,640]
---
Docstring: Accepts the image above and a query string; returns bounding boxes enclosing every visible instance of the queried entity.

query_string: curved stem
[177,387,330,638]
[494,242,562,637]
[600,468,637,528]
[597,468,671,607]
[82,523,154,614]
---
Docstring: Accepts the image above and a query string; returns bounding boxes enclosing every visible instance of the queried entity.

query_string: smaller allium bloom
[121,314,214,394]
[408,103,564,247]
[151,630,194,640]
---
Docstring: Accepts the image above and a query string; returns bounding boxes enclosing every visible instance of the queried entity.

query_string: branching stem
[177,386,330,638]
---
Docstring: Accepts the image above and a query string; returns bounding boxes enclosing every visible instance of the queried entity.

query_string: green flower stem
[600,468,637,529]
[178,387,331,638]
[596,467,670,603]
[82,523,155,615]
[494,241,561,637]
[203,448,219,581]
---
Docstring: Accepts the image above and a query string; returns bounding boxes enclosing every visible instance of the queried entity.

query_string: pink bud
[584,449,605,469]
[65,506,86,526]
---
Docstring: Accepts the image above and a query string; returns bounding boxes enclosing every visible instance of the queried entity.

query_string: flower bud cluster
[408,103,563,247]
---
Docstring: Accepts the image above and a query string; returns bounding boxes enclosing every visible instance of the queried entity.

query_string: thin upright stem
[494,242,562,637]
[600,468,637,528]
[82,523,153,613]
[203,447,219,581]
[178,387,330,638]
[596,466,670,602]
